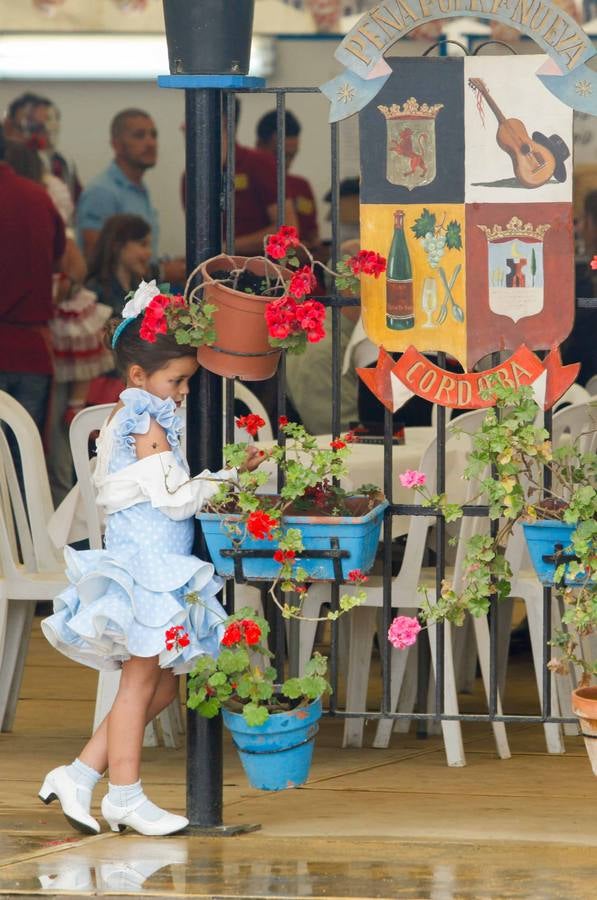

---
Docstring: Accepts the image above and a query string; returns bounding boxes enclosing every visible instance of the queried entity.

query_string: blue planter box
[222,697,322,791]
[198,499,388,582]
[523,520,584,586]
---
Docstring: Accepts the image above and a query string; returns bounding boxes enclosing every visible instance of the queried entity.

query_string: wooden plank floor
[0,616,596,898]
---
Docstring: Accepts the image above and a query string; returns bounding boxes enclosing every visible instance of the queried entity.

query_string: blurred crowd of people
[0,91,362,506]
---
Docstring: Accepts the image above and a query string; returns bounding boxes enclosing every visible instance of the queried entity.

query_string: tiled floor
[0,619,596,898]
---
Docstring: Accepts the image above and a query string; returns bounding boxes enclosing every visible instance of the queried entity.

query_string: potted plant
[183,608,330,790]
[386,381,596,771]
[197,416,387,622]
[188,225,385,380]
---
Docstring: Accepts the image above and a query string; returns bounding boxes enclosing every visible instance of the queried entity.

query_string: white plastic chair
[585,375,597,397]
[0,391,69,731]
[552,400,597,455]
[552,383,591,413]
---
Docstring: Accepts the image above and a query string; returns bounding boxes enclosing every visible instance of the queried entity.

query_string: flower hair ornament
[111,279,216,349]
[111,280,161,348]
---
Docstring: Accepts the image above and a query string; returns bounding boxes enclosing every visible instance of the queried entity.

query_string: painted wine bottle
[386,210,414,330]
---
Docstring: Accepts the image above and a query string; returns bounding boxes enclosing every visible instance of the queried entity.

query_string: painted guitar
[468,78,556,189]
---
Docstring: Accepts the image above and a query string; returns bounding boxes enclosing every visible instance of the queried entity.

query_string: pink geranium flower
[399,469,427,489]
[388,615,421,649]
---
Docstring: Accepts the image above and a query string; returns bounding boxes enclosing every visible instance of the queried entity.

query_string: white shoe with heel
[38,766,100,835]
[101,793,188,836]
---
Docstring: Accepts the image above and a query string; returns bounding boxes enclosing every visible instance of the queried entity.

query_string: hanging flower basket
[222,696,322,791]
[197,255,289,381]
[198,497,388,582]
[522,520,586,587]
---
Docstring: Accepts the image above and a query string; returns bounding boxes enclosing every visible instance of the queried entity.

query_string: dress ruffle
[41,545,226,674]
[115,389,185,466]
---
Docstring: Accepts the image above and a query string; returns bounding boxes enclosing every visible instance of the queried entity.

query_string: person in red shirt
[0,125,66,436]
[255,109,320,251]
[181,101,297,255]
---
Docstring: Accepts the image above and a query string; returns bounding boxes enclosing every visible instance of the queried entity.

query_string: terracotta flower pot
[571,685,597,776]
[197,255,287,381]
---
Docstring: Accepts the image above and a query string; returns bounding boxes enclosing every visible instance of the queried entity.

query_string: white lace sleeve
[94,451,236,520]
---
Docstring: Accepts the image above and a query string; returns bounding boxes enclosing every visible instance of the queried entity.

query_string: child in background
[40,281,261,836]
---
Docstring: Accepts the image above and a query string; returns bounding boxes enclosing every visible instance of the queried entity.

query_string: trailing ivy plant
[389,381,597,680]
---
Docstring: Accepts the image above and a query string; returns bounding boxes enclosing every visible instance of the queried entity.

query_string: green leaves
[445,220,462,250]
[411,208,436,239]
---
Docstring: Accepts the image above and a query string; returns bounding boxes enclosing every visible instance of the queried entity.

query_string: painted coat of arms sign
[319,1,596,410]
[381,98,443,190]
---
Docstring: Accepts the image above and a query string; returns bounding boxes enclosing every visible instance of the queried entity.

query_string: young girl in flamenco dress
[40,280,261,836]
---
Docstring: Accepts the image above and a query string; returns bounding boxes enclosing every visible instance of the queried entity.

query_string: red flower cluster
[265,296,326,344]
[140,294,185,343]
[165,625,191,652]
[278,415,289,427]
[591,256,597,271]
[330,439,346,450]
[288,265,317,299]
[348,569,369,585]
[265,225,300,260]
[236,413,265,437]
[221,618,262,647]
[348,250,386,279]
[273,548,296,564]
[246,509,279,540]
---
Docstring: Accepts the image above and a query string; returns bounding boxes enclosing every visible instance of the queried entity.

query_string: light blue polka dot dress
[42,388,226,674]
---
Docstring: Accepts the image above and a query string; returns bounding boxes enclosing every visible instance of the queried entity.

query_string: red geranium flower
[246,510,278,540]
[288,265,317,299]
[265,234,288,260]
[221,622,242,646]
[273,548,296,564]
[348,250,386,278]
[236,413,266,437]
[240,619,262,645]
[591,256,597,271]
[165,625,190,652]
[348,569,369,584]
[278,415,289,427]
[278,225,299,246]
[330,439,346,450]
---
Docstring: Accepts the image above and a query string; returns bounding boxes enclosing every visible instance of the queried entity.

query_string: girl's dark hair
[5,139,43,183]
[105,315,196,378]
[87,214,151,286]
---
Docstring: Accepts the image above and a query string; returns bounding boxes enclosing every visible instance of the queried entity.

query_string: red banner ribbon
[357,345,580,412]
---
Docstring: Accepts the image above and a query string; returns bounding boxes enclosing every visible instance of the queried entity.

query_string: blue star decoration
[320,70,391,123]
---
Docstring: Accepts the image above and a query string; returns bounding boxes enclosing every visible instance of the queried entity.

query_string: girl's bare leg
[79,667,178,776]
[80,656,163,784]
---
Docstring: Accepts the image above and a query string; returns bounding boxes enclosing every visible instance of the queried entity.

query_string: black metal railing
[178,80,595,828]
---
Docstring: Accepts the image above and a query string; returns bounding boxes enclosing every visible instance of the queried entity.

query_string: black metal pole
[184,86,223,829]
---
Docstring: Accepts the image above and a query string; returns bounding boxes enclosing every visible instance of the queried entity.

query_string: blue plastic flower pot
[522,520,585,586]
[222,698,322,791]
[198,499,388,581]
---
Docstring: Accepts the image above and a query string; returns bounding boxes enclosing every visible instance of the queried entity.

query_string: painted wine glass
[421,277,437,328]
